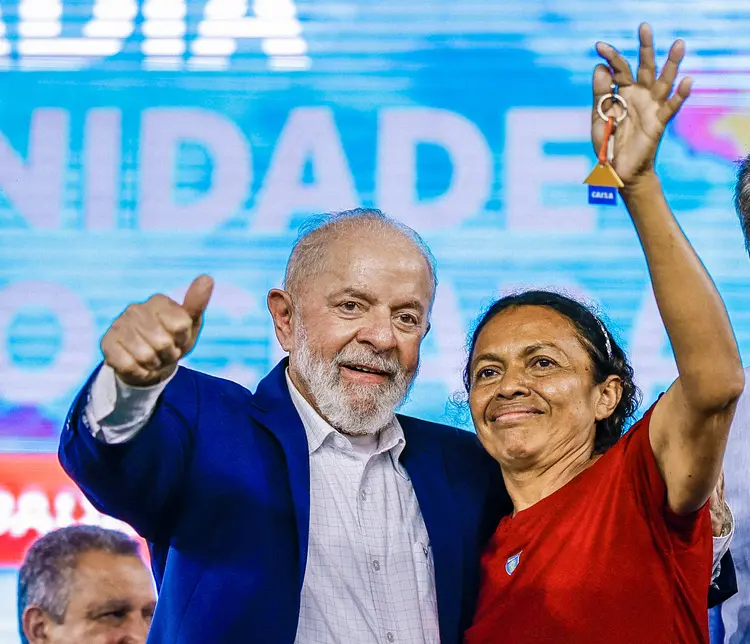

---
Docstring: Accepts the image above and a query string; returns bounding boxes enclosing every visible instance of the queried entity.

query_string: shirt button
[386,632,395,643]
[372,560,380,571]
[360,490,367,501]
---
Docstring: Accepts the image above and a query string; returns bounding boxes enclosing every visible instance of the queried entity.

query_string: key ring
[597,84,628,123]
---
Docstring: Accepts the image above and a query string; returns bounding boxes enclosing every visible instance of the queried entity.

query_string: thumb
[182,275,214,321]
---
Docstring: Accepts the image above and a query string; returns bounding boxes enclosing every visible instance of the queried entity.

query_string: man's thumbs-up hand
[101,276,215,387]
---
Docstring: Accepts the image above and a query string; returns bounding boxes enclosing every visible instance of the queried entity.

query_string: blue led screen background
[0,1,749,640]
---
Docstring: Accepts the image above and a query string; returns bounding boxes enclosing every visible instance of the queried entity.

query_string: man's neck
[502,441,599,514]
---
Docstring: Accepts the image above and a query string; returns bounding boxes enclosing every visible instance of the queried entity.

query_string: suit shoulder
[175,367,256,404]
[399,415,504,495]
[398,415,485,453]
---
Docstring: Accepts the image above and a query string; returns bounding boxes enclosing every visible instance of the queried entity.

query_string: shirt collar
[284,369,406,463]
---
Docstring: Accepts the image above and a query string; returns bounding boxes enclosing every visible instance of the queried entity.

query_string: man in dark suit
[60,209,509,644]
[60,209,733,644]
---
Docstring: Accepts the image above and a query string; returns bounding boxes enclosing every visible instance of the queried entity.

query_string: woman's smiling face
[469,305,616,469]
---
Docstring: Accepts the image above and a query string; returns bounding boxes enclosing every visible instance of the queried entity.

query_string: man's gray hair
[734,153,750,254]
[17,525,141,643]
[283,208,438,299]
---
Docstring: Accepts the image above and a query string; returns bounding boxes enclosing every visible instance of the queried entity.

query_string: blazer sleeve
[58,364,199,543]
[708,550,738,608]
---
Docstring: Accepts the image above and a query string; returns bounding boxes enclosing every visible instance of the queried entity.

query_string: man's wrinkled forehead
[287,218,436,295]
[299,234,435,302]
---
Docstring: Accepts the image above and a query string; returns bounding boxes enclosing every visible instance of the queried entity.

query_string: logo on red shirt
[505,551,522,575]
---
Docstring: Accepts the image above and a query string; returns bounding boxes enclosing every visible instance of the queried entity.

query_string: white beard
[291,323,416,436]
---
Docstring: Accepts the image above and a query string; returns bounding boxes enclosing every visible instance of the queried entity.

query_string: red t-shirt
[464,405,712,644]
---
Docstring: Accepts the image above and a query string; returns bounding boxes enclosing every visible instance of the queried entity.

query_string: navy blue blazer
[59,359,510,643]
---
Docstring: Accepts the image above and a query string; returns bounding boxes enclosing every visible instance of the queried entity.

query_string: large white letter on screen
[18,0,137,68]
[140,0,187,68]
[0,109,68,229]
[190,0,309,71]
[84,109,121,230]
[253,107,358,231]
[140,108,251,230]
[505,108,593,231]
[377,108,492,230]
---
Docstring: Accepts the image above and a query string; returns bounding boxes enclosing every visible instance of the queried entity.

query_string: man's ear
[267,289,296,353]
[22,606,52,643]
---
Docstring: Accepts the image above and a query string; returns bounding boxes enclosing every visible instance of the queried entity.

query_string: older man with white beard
[59,208,735,644]
[58,209,510,644]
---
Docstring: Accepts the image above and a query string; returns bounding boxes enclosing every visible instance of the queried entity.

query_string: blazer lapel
[248,359,311,591]
[399,415,463,644]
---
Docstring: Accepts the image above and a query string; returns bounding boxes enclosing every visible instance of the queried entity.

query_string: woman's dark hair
[463,290,641,453]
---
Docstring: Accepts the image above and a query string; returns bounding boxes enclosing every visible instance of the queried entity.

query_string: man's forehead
[292,228,435,304]
[69,552,152,594]
[317,267,434,305]
[326,233,428,265]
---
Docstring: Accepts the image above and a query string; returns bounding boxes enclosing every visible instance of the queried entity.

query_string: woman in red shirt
[463,24,744,644]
